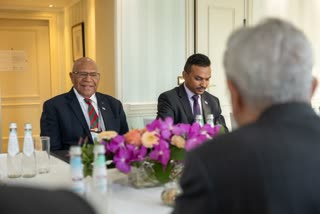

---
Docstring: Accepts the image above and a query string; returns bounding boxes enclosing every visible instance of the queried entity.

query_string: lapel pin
[102,107,106,110]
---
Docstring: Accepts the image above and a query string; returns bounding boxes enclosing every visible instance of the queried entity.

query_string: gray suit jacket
[0,186,96,214]
[157,84,228,131]
[173,102,320,214]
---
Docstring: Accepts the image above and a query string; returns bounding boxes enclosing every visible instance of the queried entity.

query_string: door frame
[0,10,63,97]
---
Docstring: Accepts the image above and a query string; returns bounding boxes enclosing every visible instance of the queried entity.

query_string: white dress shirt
[73,88,106,134]
[183,83,203,115]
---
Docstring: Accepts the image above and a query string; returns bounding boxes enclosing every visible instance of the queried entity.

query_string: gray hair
[223,18,314,110]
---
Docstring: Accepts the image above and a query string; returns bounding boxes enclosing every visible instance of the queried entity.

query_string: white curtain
[121,0,186,103]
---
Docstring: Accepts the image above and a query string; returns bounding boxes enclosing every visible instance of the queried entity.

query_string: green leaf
[131,161,143,168]
[170,146,186,161]
[81,143,94,176]
[218,125,226,134]
[83,163,93,177]
[152,162,173,184]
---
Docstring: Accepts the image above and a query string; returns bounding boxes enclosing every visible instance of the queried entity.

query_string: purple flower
[200,124,218,137]
[107,135,125,153]
[156,117,175,140]
[147,117,174,139]
[146,118,163,131]
[188,123,202,137]
[172,123,190,136]
[113,147,131,173]
[185,134,209,151]
[149,139,170,166]
[129,144,147,162]
[160,117,174,130]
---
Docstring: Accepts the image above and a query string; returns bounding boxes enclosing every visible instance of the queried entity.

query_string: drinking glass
[35,136,50,174]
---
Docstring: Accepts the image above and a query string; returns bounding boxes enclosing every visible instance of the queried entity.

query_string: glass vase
[161,181,182,206]
[161,160,184,206]
[168,160,184,182]
[128,161,160,188]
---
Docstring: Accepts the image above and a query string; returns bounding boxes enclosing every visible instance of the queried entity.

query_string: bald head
[72,57,98,73]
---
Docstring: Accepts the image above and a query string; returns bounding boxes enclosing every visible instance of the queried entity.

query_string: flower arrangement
[81,117,224,184]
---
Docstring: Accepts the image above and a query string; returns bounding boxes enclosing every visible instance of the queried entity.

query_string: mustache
[196,87,206,90]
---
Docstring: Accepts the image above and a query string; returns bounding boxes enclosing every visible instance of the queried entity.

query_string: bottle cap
[206,114,214,119]
[94,144,105,154]
[70,146,82,155]
[9,123,17,129]
[24,123,32,129]
[195,114,202,119]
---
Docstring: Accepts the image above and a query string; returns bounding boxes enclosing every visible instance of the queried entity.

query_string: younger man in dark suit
[173,18,320,214]
[40,57,128,160]
[157,53,227,130]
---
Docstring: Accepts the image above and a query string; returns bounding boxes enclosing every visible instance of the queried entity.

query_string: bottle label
[206,119,214,127]
[196,119,203,125]
[206,114,214,127]
[71,179,85,195]
[23,134,34,156]
[71,168,84,179]
[93,154,107,194]
[70,156,85,195]
[8,132,19,156]
[95,155,106,167]
[93,166,107,194]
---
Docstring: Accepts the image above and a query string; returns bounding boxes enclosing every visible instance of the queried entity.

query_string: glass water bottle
[7,122,22,178]
[22,123,36,178]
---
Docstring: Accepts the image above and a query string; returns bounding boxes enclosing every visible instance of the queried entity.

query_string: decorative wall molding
[123,102,157,129]
[124,103,157,118]
[2,95,40,100]
[2,103,40,107]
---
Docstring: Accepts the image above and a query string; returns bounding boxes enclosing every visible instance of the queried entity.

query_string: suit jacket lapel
[96,93,114,131]
[66,89,92,141]
[201,93,212,124]
[178,84,194,123]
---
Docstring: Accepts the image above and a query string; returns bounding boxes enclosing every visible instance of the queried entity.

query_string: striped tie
[84,98,99,130]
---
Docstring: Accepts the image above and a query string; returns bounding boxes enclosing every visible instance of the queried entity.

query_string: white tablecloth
[0,154,172,214]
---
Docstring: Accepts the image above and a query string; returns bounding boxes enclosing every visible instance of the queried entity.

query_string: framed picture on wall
[72,22,85,61]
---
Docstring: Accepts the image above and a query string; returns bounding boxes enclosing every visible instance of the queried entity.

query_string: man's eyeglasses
[72,71,100,79]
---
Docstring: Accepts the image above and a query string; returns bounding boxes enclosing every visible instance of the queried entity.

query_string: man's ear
[227,79,245,120]
[69,72,75,84]
[182,70,187,79]
[311,76,318,98]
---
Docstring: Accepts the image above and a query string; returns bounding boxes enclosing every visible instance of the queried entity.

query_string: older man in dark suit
[157,53,228,130]
[40,57,128,161]
[173,18,320,214]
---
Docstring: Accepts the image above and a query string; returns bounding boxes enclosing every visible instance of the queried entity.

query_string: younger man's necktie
[192,95,201,118]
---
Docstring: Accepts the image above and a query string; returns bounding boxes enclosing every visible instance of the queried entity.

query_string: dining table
[0,153,173,214]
